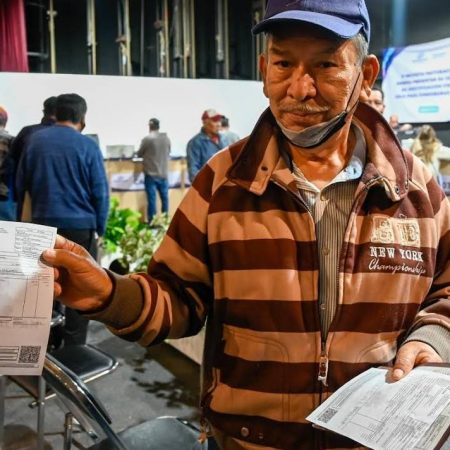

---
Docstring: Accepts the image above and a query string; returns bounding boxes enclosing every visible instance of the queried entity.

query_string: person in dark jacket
[10,96,57,171]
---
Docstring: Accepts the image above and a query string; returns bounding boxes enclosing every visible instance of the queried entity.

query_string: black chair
[41,352,127,449]
[5,344,118,450]
[41,355,217,450]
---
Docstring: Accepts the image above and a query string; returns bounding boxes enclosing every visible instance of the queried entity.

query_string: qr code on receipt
[19,346,41,364]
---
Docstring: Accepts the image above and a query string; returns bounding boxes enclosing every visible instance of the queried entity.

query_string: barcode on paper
[318,408,338,424]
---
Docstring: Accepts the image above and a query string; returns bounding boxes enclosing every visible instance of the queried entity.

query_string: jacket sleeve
[186,138,202,182]
[136,138,146,158]
[402,185,450,361]
[85,164,214,347]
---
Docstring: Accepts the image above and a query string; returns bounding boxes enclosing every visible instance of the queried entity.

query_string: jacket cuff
[82,269,144,329]
[403,325,450,362]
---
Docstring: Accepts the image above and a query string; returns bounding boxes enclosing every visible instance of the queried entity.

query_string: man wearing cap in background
[42,1,450,449]
[0,106,15,220]
[137,117,171,223]
[186,108,226,182]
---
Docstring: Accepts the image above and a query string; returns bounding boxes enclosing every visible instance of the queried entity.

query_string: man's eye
[274,60,291,68]
[318,61,337,69]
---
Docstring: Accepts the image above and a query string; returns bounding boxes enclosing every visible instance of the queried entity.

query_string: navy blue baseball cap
[252,0,370,44]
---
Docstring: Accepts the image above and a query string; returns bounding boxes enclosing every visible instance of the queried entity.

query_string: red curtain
[0,0,29,72]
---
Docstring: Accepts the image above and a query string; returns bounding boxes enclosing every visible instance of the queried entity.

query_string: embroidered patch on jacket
[396,220,420,246]
[371,217,395,244]
[368,216,425,276]
[370,216,421,247]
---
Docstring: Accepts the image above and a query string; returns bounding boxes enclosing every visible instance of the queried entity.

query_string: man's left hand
[392,341,442,381]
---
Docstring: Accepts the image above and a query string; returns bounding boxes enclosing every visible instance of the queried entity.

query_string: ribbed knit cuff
[82,269,144,329]
[403,325,450,362]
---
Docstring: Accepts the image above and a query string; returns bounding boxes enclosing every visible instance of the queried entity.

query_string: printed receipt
[0,221,56,375]
[307,366,450,450]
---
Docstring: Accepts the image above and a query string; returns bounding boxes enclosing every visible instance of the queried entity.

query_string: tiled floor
[2,321,201,449]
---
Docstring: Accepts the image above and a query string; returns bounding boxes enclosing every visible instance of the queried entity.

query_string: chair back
[43,354,128,450]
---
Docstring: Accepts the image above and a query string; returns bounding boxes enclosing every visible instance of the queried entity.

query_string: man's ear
[259,53,269,98]
[361,54,380,95]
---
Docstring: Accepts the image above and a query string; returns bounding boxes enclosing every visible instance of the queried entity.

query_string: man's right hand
[42,235,113,312]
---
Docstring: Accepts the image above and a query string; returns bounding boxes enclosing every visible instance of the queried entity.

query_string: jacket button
[258,432,264,440]
[240,427,250,437]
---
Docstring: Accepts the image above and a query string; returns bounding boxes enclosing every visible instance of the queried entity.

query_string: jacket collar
[226,103,409,201]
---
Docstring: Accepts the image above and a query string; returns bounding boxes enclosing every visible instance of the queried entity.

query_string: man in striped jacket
[43,0,450,448]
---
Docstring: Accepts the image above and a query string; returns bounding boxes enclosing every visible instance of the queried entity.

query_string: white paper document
[307,365,450,450]
[0,221,56,375]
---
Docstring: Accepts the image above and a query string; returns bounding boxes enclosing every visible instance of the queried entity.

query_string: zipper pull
[198,416,211,444]
[318,351,329,386]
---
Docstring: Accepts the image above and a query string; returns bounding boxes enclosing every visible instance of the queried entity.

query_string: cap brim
[252,10,363,39]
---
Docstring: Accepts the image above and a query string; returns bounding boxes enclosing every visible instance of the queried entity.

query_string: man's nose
[286,68,316,100]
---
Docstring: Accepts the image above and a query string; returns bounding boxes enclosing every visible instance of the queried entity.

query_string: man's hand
[391,341,442,381]
[41,234,113,312]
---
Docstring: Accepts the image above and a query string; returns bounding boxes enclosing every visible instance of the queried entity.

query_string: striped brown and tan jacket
[96,104,450,449]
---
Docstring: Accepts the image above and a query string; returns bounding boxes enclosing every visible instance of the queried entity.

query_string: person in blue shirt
[186,109,227,182]
[16,93,109,347]
[220,116,240,147]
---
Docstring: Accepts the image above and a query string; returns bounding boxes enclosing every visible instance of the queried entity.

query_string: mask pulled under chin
[276,111,348,149]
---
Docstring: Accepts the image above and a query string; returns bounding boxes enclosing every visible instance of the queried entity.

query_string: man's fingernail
[43,249,56,259]
[393,369,404,379]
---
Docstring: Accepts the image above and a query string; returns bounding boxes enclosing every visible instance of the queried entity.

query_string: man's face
[203,118,221,135]
[367,89,385,114]
[389,115,399,129]
[259,25,377,132]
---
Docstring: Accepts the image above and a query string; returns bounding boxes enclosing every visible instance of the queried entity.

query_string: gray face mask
[277,73,361,149]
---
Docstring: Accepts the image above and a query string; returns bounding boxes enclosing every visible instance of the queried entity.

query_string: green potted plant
[103,197,170,274]
[118,213,170,273]
[103,197,142,255]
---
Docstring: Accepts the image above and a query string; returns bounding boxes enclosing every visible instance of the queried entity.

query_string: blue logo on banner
[418,106,440,114]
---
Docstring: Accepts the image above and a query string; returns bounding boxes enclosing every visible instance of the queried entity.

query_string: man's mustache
[279,103,330,114]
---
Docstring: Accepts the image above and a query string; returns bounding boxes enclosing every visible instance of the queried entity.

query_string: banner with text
[382,37,450,123]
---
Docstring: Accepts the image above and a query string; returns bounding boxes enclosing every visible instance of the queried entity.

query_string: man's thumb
[41,248,87,271]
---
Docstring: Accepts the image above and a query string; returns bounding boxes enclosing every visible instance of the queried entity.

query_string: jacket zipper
[198,367,219,442]
[318,341,329,386]
[272,179,327,385]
